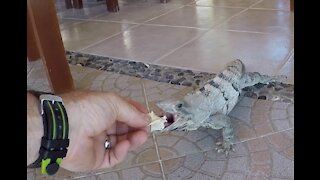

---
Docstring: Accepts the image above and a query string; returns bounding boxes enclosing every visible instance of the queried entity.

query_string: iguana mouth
[163,112,175,128]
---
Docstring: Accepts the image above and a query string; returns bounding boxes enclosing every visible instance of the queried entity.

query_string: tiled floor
[27,60,293,180]
[27,0,293,179]
[55,0,294,83]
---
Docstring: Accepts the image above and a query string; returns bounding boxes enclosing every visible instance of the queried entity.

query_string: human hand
[59,91,150,172]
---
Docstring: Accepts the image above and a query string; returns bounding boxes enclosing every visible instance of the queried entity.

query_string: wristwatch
[28,93,69,175]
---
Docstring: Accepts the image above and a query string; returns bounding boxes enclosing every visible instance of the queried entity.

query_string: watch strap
[27,92,69,175]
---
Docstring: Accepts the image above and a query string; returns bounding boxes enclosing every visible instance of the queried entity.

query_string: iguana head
[155,100,193,131]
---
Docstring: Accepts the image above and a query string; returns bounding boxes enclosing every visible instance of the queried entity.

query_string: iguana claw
[215,140,234,156]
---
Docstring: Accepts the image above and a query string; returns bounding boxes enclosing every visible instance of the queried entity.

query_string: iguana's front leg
[205,113,235,155]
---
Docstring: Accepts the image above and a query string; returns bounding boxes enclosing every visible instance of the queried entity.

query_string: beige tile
[119,0,196,6]
[146,6,243,28]
[193,0,260,8]
[234,121,257,141]
[58,18,85,31]
[121,163,163,179]
[83,25,205,62]
[157,30,293,75]
[267,132,292,151]
[94,163,162,180]
[254,121,274,137]
[278,57,294,84]
[27,170,35,180]
[219,9,294,35]
[61,21,133,51]
[87,71,147,103]
[168,0,199,5]
[162,148,249,179]
[252,0,290,11]
[35,167,77,180]
[92,161,163,179]
[75,176,97,180]
[95,172,120,180]
[27,60,52,92]
[94,3,182,23]
[57,5,108,19]
[271,150,294,179]
[156,130,219,160]
[246,138,269,152]
[87,135,159,176]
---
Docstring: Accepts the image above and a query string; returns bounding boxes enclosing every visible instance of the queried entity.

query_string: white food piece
[148,111,167,132]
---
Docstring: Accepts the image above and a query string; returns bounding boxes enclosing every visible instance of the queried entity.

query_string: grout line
[140,23,209,30]
[141,80,166,180]
[236,127,294,144]
[27,62,34,79]
[222,29,294,36]
[185,4,249,9]
[153,0,265,64]
[72,160,162,179]
[66,49,211,74]
[68,50,147,64]
[249,7,291,12]
[152,30,209,63]
[212,0,265,29]
[157,127,294,162]
[142,5,185,23]
[141,80,150,112]
[153,133,167,180]
[62,17,140,25]
[273,48,294,76]
[77,24,140,51]
[63,16,210,30]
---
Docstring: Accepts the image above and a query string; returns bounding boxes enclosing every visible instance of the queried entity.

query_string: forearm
[27,92,43,166]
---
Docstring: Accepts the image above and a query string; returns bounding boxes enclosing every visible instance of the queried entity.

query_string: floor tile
[157,30,293,75]
[146,6,243,28]
[82,24,205,62]
[57,5,108,19]
[94,162,163,180]
[219,9,294,35]
[161,133,293,179]
[278,56,294,84]
[61,21,133,51]
[193,0,260,8]
[252,0,291,11]
[93,3,182,23]
[58,18,85,31]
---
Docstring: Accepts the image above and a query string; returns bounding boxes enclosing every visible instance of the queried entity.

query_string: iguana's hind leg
[205,113,235,155]
[239,72,287,89]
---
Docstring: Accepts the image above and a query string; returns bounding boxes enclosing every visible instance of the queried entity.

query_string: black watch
[28,94,70,175]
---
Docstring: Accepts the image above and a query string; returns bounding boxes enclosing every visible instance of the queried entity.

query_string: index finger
[106,93,149,128]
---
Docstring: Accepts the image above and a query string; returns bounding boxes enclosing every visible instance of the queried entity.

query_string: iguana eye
[177,103,183,108]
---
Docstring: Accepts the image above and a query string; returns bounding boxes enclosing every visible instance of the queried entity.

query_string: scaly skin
[155,59,286,155]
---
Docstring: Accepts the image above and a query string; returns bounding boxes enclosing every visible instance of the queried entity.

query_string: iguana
[150,59,286,155]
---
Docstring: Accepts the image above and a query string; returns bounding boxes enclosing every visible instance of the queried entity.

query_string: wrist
[27,91,73,174]
[27,92,43,165]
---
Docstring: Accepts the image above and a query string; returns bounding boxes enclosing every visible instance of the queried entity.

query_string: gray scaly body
[156,59,286,154]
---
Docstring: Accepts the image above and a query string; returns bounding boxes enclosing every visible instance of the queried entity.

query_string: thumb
[106,93,150,128]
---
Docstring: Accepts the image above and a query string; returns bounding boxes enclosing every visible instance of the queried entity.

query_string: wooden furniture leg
[65,0,73,9]
[106,0,119,12]
[160,0,170,3]
[27,10,40,61]
[72,0,83,9]
[27,0,74,94]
